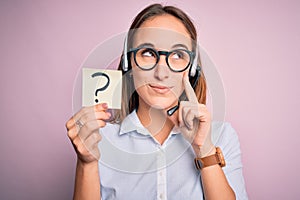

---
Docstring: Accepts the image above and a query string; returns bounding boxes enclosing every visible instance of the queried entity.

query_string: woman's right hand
[65,103,111,165]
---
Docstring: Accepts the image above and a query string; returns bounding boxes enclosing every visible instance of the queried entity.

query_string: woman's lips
[149,84,172,94]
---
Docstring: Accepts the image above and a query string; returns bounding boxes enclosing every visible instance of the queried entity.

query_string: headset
[122,33,201,116]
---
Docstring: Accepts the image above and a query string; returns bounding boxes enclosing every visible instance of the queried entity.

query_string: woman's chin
[148,99,178,110]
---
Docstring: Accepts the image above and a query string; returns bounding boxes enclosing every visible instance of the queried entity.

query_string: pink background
[1,0,299,199]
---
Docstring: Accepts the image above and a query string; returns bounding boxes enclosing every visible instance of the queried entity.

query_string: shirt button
[159,193,163,199]
[160,150,164,154]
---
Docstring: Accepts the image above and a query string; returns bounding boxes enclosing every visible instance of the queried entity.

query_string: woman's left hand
[178,73,215,157]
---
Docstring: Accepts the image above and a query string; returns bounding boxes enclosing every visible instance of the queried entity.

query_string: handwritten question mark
[91,72,110,103]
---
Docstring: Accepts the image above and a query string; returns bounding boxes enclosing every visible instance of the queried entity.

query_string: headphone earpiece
[189,65,201,89]
[122,34,129,72]
[189,47,199,77]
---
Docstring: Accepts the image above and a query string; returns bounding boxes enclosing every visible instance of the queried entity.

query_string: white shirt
[98,110,248,200]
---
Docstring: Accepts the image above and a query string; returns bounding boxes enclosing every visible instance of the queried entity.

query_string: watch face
[216,147,226,167]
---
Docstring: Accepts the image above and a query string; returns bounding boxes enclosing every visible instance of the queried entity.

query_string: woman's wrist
[192,142,216,158]
[77,159,99,172]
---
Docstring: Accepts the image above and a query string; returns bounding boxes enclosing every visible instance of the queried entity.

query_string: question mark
[91,72,110,103]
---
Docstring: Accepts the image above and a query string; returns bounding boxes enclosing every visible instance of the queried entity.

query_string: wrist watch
[194,147,226,170]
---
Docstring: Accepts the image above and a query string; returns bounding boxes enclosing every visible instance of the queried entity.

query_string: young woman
[66,4,248,200]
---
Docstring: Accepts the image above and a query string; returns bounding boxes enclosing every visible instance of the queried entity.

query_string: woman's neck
[136,98,178,145]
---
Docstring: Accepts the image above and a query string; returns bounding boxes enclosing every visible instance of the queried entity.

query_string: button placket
[157,147,167,200]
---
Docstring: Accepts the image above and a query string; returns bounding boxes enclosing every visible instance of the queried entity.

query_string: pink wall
[1,0,299,199]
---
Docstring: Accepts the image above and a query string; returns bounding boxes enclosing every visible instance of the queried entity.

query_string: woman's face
[131,14,193,110]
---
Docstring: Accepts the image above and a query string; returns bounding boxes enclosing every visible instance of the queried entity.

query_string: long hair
[114,4,207,122]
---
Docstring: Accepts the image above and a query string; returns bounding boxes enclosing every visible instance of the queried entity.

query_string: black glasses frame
[128,47,195,72]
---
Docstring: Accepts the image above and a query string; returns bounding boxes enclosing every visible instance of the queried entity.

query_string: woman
[66,4,247,200]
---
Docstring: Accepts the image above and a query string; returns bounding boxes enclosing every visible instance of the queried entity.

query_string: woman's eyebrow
[136,43,154,48]
[135,43,190,50]
[172,44,189,49]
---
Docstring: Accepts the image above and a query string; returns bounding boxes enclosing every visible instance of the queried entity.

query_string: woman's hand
[65,103,111,164]
[178,74,215,157]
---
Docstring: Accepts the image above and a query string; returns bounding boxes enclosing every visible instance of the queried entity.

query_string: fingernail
[102,103,108,108]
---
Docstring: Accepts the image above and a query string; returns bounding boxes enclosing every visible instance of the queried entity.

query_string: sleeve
[213,122,248,200]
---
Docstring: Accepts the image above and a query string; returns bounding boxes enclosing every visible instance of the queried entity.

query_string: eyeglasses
[128,47,195,72]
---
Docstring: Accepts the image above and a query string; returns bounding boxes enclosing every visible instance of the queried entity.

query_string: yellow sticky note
[82,68,122,109]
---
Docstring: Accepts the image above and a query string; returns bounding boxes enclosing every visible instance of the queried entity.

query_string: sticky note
[82,68,122,109]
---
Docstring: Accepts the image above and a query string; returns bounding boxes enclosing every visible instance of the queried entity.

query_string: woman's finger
[80,111,111,125]
[66,103,109,130]
[178,101,188,127]
[72,133,101,162]
[78,119,106,141]
[182,105,200,129]
[84,132,102,150]
[183,72,198,103]
[179,101,197,127]
[67,111,109,145]
[67,126,79,140]
[184,109,195,129]
[67,110,109,139]
[180,103,210,127]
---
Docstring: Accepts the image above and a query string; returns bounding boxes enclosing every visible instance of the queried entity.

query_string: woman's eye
[142,50,155,57]
[172,51,184,59]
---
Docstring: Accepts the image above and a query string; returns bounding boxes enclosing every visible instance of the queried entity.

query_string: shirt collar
[119,110,150,136]
[119,110,181,136]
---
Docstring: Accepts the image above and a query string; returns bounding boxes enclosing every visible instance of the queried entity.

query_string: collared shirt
[98,110,248,200]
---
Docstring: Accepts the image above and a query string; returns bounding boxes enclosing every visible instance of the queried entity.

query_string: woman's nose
[154,55,169,80]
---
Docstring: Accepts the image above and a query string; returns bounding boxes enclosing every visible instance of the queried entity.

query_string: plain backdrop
[0,0,299,199]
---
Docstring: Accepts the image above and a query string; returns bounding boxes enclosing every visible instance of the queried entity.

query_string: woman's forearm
[73,160,101,200]
[193,146,235,200]
[201,165,235,200]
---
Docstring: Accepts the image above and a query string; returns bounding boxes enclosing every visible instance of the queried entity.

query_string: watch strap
[194,147,225,170]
